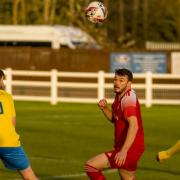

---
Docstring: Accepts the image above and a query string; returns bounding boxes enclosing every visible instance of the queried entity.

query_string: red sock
[85,164,106,180]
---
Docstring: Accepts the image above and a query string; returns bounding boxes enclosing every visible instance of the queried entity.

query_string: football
[85,1,108,24]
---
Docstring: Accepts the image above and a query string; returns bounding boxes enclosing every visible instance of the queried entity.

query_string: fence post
[50,69,58,105]
[145,71,152,107]
[5,68,12,94]
[52,38,60,49]
[98,71,105,100]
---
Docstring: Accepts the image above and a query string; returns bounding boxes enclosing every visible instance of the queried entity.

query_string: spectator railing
[4,68,180,107]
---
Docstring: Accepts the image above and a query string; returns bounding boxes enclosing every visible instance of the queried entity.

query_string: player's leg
[85,153,110,180]
[118,169,136,180]
[0,147,38,180]
[116,150,143,180]
[157,140,180,163]
[18,166,38,180]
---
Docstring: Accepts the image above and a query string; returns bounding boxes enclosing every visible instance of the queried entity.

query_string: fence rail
[4,68,180,107]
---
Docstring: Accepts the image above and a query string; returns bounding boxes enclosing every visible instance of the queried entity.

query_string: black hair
[0,69,5,79]
[115,68,133,81]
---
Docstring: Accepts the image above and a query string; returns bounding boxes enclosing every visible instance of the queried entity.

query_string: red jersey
[112,89,144,152]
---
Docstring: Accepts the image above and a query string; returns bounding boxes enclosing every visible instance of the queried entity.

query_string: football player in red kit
[85,68,145,180]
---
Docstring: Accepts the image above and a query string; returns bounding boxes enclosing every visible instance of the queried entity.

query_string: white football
[85,1,108,24]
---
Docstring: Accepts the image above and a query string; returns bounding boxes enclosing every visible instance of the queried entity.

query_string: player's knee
[120,176,135,180]
[119,169,135,180]
[85,163,106,180]
[85,158,95,167]
[19,166,38,180]
[84,163,97,173]
[20,174,38,180]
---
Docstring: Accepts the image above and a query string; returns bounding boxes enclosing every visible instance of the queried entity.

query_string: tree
[43,0,51,24]
[12,0,26,24]
[147,0,179,42]
[132,0,139,39]
[0,0,180,48]
[119,0,124,36]
[143,0,148,42]
[50,0,57,24]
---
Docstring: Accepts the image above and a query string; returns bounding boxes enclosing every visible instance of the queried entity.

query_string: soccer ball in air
[85,1,108,24]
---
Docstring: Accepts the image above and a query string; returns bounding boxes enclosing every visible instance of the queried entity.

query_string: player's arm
[115,116,138,166]
[121,116,138,151]
[98,99,113,122]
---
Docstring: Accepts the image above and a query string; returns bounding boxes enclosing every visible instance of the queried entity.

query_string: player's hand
[114,149,127,166]
[98,99,107,110]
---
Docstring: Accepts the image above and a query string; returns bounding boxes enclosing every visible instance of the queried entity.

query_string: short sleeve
[121,91,137,119]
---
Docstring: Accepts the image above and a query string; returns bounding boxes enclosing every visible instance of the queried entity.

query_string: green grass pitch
[0,101,179,179]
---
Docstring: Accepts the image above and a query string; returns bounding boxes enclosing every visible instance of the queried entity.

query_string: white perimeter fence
[3,68,180,107]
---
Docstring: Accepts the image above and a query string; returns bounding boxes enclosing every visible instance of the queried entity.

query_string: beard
[114,86,126,95]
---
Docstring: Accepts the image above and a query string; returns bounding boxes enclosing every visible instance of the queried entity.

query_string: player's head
[0,69,5,90]
[115,68,133,81]
[114,68,133,95]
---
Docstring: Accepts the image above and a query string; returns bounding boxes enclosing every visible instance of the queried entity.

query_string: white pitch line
[39,172,86,179]
[40,169,116,179]
[14,157,117,179]
[14,169,116,180]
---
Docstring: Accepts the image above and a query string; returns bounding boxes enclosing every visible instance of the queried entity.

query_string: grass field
[0,101,179,180]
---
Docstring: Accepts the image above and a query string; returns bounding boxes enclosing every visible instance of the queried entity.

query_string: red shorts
[105,149,144,171]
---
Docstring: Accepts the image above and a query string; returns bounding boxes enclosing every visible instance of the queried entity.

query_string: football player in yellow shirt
[0,69,38,180]
[157,140,180,163]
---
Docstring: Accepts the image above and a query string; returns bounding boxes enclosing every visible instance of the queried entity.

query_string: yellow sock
[157,140,180,163]
[167,140,180,157]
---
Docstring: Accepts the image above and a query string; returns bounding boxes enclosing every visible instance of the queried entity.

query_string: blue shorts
[0,147,30,170]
